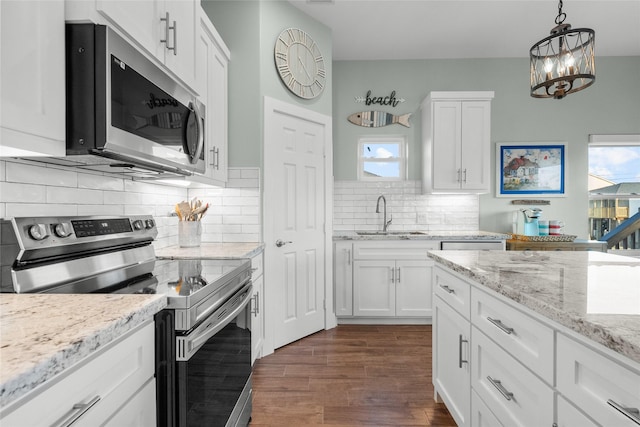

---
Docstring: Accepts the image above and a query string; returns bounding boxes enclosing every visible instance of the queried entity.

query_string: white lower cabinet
[336,240,437,320]
[471,389,503,427]
[556,394,599,427]
[432,264,640,427]
[0,322,156,427]
[471,326,554,427]
[250,253,265,364]
[557,333,640,427]
[434,294,471,427]
[334,242,353,316]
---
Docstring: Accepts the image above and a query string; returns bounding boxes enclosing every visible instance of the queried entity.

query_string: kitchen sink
[355,231,426,236]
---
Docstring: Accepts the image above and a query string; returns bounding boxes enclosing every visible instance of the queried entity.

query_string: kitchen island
[428,250,640,427]
[0,294,166,421]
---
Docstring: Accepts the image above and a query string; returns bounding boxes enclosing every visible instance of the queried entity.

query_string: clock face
[274,28,326,99]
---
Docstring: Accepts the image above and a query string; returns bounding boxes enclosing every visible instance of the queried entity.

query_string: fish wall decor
[347,111,411,128]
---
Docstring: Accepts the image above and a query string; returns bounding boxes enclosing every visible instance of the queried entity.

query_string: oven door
[175,282,253,427]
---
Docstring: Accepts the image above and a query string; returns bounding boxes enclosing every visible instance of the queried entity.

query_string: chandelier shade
[530,1,596,99]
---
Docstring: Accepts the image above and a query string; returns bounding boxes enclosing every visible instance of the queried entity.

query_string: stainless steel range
[0,215,253,427]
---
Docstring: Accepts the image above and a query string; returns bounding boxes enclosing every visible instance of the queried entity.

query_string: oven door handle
[176,282,253,361]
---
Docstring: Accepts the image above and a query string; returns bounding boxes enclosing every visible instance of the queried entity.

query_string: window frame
[357,136,407,181]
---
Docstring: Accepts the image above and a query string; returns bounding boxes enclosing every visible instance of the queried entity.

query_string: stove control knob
[145,219,155,229]
[53,223,73,238]
[28,224,49,241]
[132,220,144,230]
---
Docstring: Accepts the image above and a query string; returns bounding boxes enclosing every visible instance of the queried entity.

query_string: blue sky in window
[589,146,640,183]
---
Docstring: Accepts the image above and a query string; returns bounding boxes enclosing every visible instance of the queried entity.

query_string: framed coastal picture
[496,142,566,197]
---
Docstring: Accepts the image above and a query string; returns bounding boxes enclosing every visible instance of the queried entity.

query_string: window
[588,135,640,243]
[357,137,407,181]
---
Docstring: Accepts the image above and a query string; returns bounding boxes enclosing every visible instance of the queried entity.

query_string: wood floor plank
[249,325,456,426]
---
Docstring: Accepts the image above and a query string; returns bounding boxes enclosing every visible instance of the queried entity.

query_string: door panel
[264,98,330,350]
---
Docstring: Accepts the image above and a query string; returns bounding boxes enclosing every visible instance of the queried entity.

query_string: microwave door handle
[190,101,205,164]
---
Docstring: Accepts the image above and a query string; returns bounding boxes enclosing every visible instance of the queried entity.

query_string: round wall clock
[274,28,326,99]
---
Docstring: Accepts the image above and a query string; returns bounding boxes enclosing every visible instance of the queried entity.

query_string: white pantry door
[264,97,332,350]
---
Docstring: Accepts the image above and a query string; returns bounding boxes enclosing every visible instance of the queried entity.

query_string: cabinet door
[164,0,196,89]
[395,260,432,317]
[432,101,462,191]
[334,242,353,316]
[250,273,264,364]
[460,101,491,192]
[96,0,163,60]
[433,295,471,427]
[0,0,65,156]
[195,12,228,184]
[353,260,395,316]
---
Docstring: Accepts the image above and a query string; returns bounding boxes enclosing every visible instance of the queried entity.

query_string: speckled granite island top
[155,242,264,259]
[428,250,640,364]
[0,294,167,408]
[334,230,510,241]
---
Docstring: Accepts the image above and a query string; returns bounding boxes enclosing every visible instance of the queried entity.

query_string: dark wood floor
[250,324,457,426]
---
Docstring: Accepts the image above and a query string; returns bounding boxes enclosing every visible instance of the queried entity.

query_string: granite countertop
[428,250,640,364]
[334,230,510,241]
[155,242,264,259]
[0,294,167,409]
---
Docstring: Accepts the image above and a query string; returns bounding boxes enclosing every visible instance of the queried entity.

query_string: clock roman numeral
[277,36,289,47]
[276,52,288,61]
[278,64,291,78]
[314,79,324,90]
[287,29,296,43]
[317,68,326,78]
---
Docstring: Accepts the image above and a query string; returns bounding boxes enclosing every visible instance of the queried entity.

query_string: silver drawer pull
[52,395,101,427]
[607,399,640,425]
[487,317,514,334]
[458,335,468,368]
[440,285,455,294]
[487,376,514,401]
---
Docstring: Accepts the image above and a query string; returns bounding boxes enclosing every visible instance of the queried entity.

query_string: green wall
[202,0,332,169]
[334,56,640,237]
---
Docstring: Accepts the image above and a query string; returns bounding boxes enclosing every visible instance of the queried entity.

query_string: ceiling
[287,0,640,60]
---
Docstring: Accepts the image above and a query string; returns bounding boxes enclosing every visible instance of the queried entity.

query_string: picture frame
[496,142,566,197]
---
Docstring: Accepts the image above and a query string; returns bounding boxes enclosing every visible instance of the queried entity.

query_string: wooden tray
[511,234,577,242]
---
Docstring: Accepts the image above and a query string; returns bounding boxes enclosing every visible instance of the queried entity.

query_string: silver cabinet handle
[214,147,220,170]
[439,284,455,294]
[52,395,101,427]
[487,376,514,401]
[396,267,400,283]
[463,168,467,183]
[275,239,292,247]
[251,292,260,317]
[160,12,177,54]
[458,335,468,368]
[390,267,395,283]
[346,249,351,266]
[487,317,514,334]
[457,168,462,183]
[607,399,640,425]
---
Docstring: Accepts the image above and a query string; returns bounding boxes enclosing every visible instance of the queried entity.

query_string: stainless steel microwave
[65,24,205,177]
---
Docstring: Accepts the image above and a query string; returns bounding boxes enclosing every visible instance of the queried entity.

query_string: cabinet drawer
[251,253,264,279]
[557,333,640,427]
[471,287,554,384]
[433,266,471,319]
[353,240,439,260]
[556,394,598,427]
[471,326,554,427]
[472,389,503,427]
[1,322,155,426]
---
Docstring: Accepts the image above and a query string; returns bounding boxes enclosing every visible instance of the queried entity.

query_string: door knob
[275,239,292,247]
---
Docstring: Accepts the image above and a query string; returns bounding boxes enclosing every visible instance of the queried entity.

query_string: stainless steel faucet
[376,195,392,232]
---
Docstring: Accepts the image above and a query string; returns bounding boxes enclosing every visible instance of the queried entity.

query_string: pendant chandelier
[530,0,595,99]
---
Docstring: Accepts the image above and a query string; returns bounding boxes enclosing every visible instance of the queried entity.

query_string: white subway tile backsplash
[333,180,479,232]
[0,160,262,244]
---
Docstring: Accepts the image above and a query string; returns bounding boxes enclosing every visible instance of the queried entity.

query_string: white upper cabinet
[195,7,230,185]
[421,91,494,194]
[67,0,197,92]
[0,0,66,157]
